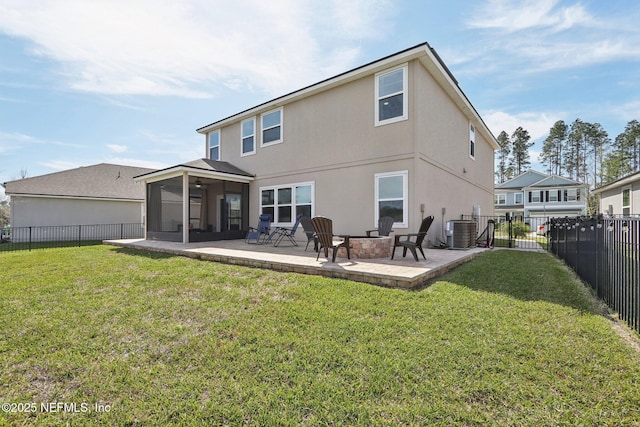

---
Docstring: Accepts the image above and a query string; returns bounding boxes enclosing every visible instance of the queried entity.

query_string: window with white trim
[241,118,256,156]
[530,191,540,203]
[261,108,282,146]
[375,65,408,126]
[260,182,314,225]
[495,194,506,205]
[514,193,523,204]
[375,171,408,227]
[208,130,220,160]
[469,124,476,159]
[623,187,631,216]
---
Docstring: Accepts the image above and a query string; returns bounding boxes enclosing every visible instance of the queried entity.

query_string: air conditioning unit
[446,220,477,249]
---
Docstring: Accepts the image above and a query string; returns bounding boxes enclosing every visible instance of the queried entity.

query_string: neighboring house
[2,163,153,229]
[495,170,588,220]
[592,171,640,216]
[135,42,500,243]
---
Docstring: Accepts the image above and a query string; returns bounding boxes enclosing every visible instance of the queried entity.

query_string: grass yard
[1,246,639,426]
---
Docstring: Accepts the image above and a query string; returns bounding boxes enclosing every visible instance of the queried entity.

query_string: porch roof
[134,158,254,184]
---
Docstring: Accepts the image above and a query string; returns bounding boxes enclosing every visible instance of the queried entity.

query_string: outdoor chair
[366,216,395,237]
[300,216,317,251]
[391,216,434,261]
[271,213,303,247]
[310,216,350,262]
[245,213,272,244]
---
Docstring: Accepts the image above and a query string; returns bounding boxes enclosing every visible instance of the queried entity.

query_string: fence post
[121,223,124,240]
[28,226,32,251]
[78,225,82,247]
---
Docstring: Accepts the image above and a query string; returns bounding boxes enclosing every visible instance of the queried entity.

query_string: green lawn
[1,246,639,426]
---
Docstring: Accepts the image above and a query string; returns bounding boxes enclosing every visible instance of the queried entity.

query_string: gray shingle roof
[3,163,154,200]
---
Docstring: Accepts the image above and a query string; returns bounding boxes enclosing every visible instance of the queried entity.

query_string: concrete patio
[104,238,488,289]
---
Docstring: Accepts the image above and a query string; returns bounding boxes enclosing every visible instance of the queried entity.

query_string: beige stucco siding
[210,56,495,242]
[599,182,639,215]
[219,69,415,179]
[10,196,143,228]
[249,158,415,236]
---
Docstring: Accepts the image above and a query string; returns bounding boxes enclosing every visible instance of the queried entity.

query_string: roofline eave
[134,166,254,184]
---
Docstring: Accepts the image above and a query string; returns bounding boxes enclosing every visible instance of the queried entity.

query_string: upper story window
[495,194,506,205]
[514,193,523,204]
[208,130,220,160]
[375,171,408,228]
[565,188,578,202]
[469,124,476,159]
[261,108,283,146]
[375,65,408,126]
[241,118,256,156]
[530,191,541,203]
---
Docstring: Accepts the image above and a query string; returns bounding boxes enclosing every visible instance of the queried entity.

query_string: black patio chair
[310,216,350,262]
[366,216,395,237]
[300,216,317,251]
[391,216,434,261]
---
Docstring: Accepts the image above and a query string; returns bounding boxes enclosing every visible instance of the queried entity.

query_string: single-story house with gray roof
[2,163,153,230]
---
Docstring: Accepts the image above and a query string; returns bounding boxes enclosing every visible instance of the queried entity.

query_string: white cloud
[461,0,640,76]
[0,0,391,98]
[468,0,592,33]
[483,110,561,141]
[107,144,128,153]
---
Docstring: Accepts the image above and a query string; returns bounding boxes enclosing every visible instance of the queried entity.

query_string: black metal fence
[549,216,640,334]
[0,223,144,252]
[461,215,549,250]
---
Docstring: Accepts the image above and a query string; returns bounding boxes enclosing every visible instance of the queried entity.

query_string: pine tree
[509,127,533,175]
[495,130,512,183]
[539,120,567,175]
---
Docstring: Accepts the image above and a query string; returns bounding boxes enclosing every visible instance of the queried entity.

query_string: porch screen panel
[147,178,183,233]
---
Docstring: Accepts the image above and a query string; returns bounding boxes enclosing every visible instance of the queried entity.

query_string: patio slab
[104,238,487,289]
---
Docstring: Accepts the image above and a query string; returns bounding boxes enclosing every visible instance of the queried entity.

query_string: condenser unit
[446,220,477,249]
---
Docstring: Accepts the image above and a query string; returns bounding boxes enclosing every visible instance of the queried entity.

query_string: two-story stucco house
[494,170,588,220]
[135,42,499,244]
[592,171,640,216]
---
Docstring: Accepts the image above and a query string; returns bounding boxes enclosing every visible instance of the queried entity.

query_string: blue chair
[272,213,303,247]
[246,214,272,244]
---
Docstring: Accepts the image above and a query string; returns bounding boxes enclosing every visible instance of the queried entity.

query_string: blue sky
[1,0,639,199]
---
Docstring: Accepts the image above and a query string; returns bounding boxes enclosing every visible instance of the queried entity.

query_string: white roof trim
[134,166,254,184]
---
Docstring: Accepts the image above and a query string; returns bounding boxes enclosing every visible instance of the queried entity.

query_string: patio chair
[391,216,434,261]
[366,216,395,237]
[310,216,350,262]
[245,213,272,244]
[272,213,303,247]
[300,216,317,251]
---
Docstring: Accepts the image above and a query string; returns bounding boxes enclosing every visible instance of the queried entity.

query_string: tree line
[495,119,640,188]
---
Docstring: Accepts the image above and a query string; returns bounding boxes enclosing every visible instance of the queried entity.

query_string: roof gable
[3,163,154,200]
[496,170,548,189]
[527,175,583,188]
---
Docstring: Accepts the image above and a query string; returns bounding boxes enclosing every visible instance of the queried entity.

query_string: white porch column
[182,171,189,243]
